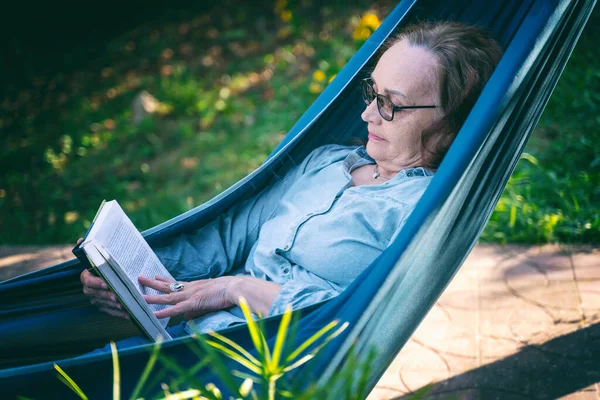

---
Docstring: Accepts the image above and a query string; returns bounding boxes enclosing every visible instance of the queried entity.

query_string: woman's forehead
[372,40,439,99]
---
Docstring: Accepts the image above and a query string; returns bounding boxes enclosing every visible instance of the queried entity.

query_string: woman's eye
[382,99,394,111]
[389,96,403,107]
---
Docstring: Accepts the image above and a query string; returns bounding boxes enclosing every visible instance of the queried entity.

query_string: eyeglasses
[361,78,438,121]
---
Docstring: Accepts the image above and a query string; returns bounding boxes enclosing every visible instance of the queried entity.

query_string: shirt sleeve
[154,145,351,281]
[268,280,340,316]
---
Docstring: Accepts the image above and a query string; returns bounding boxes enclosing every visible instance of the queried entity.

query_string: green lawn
[0,1,598,244]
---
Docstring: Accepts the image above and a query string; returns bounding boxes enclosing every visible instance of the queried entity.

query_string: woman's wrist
[222,276,281,317]
[224,276,244,306]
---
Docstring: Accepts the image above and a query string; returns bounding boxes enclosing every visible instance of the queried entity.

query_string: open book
[73,200,173,341]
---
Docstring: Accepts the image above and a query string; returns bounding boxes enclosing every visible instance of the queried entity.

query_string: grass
[0,2,598,245]
[481,9,600,244]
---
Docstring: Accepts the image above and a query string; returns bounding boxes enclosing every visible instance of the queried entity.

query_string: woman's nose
[361,99,381,124]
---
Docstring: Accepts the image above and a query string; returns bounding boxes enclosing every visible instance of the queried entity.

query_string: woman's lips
[368,132,385,141]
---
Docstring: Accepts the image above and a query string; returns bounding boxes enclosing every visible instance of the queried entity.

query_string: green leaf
[238,297,267,360]
[271,304,293,370]
[354,347,377,399]
[520,152,539,166]
[290,322,348,369]
[408,384,433,399]
[276,389,295,398]
[509,203,517,228]
[110,341,121,400]
[239,378,254,397]
[285,320,345,363]
[129,338,162,400]
[161,388,202,400]
[208,331,262,367]
[206,340,263,374]
[232,369,262,384]
[205,383,223,399]
[156,353,206,389]
[192,335,243,395]
[54,364,89,400]
[282,354,315,372]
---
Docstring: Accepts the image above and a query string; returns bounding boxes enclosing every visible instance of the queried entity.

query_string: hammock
[1,0,595,397]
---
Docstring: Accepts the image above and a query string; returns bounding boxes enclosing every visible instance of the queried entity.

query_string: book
[73,200,173,341]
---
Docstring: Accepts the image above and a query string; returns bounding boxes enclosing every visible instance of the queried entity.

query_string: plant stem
[269,376,276,400]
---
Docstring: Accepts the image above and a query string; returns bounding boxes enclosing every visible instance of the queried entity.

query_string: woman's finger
[154,275,174,283]
[155,298,213,320]
[80,269,108,289]
[153,301,194,319]
[144,292,187,305]
[77,238,83,245]
[138,275,172,293]
[154,305,180,319]
[83,286,118,302]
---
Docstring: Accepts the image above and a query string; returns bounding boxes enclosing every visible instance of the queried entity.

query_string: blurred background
[0,0,598,245]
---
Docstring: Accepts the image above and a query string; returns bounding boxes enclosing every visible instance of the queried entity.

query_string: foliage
[51,298,381,399]
[481,9,600,244]
[0,0,393,244]
[0,3,598,244]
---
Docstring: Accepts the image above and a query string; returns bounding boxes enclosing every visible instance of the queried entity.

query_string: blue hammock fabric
[0,0,595,397]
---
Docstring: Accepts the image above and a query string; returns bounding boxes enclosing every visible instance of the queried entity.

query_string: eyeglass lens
[362,80,393,121]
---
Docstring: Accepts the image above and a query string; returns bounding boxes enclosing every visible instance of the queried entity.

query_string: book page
[85,243,172,341]
[94,202,173,293]
[90,201,174,325]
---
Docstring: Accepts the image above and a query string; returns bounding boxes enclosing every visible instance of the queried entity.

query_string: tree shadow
[393,321,600,399]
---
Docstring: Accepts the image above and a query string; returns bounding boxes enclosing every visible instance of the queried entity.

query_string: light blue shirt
[154,145,434,333]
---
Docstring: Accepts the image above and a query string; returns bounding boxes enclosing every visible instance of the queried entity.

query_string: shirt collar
[342,146,435,180]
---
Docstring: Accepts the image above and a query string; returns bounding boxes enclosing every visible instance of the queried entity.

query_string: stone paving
[1,243,599,399]
[368,244,600,400]
[0,245,73,281]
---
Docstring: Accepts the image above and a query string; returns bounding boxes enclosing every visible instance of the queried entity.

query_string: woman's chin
[365,140,384,159]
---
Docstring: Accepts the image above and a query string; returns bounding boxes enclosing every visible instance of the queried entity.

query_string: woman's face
[361,39,441,172]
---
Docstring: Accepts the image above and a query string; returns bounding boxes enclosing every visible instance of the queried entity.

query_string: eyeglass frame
[361,78,438,121]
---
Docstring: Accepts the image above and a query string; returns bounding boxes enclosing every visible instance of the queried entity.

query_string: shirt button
[282,267,290,274]
[283,245,290,251]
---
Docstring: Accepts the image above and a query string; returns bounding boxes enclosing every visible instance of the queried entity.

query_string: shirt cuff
[268,280,339,316]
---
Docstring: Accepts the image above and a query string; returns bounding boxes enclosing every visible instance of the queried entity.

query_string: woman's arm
[153,145,347,281]
[226,276,282,317]
[142,273,343,321]
[142,275,281,320]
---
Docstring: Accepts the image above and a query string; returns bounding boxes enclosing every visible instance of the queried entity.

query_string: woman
[81,21,502,339]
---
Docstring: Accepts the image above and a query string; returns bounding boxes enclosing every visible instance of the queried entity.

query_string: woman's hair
[386,22,503,170]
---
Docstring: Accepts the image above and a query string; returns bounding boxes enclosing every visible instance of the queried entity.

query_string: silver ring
[169,282,185,292]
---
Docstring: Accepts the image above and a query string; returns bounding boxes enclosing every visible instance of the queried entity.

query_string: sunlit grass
[481,12,600,244]
[0,2,598,244]
[0,0,394,244]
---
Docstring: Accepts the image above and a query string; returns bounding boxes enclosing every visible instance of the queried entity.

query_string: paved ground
[1,243,599,399]
[0,245,74,281]
[368,244,600,400]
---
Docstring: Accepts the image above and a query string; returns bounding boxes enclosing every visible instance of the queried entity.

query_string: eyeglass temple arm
[394,105,438,109]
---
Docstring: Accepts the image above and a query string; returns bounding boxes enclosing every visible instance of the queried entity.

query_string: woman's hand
[140,275,283,320]
[139,275,239,320]
[78,238,129,319]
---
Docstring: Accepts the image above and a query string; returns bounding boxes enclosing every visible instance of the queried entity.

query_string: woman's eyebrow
[384,87,409,100]
[371,75,411,102]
